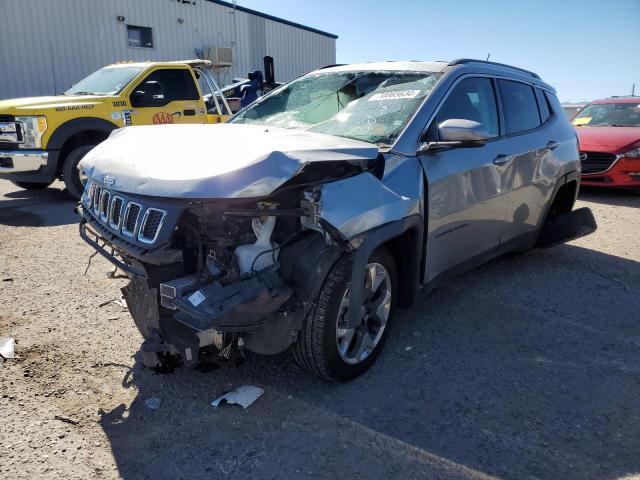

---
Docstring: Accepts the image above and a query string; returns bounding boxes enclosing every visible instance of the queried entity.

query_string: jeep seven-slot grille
[140,209,164,242]
[123,203,141,236]
[109,197,124,229]
[580,151,618,175]
[82,183,166,245]
[99,190,111,221]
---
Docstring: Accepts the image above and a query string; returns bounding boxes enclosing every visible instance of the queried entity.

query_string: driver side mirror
[419,119,489,152]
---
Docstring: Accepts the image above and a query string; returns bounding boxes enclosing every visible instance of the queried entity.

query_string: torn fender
[316,156,426,328]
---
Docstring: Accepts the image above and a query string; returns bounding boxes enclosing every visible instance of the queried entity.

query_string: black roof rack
[448,58,540,79]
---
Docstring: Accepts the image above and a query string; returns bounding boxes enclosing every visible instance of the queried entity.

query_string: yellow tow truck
[0,59,232,198]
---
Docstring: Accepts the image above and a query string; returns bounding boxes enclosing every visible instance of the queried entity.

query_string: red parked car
[572,97,640,189]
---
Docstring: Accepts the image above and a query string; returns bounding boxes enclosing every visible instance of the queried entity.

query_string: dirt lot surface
[1,180,639,480]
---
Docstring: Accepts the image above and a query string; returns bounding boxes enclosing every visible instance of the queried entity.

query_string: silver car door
[418,77,512,282]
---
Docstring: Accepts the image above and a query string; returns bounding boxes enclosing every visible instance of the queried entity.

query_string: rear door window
[432,77,499,138]
[498,80,541,134]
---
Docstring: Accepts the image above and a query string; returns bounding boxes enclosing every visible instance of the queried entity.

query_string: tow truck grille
[581,152,618,175]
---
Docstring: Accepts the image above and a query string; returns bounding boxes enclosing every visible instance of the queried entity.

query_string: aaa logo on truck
[153,112,173,124]
[152,112,182,124]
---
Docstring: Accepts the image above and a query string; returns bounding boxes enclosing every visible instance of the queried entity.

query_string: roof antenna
[486,53,491,61]
[632,83,636,97]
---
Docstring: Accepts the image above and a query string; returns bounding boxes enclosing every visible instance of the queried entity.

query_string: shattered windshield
[65,66,144,95]
[231,71,441,146]
[573,102,640,127]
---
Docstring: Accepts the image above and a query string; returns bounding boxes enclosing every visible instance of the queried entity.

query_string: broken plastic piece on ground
[211,385,264,410]
[145,397,161,410]
[0,337,15,359]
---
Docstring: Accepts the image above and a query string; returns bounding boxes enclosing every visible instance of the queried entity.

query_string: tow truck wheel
[11,181,53,190]
[292,249,397,381]
[62,144,95,199]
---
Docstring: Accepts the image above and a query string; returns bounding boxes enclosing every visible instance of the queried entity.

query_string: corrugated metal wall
[0,0,336,99]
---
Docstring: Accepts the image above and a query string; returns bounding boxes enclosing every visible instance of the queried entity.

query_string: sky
[238,0,640,103]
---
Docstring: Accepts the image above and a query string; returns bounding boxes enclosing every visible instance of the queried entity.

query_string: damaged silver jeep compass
[77,59,596,381]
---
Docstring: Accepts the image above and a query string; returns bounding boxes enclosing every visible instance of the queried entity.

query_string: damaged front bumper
[79,200,349,367]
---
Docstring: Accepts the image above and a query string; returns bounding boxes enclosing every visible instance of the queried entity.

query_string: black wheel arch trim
[539,169,580,230]
[347,215,423,327]
[47,117,119,151]
[46,117,120,173]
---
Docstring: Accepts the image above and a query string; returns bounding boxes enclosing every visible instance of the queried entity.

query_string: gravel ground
[1,180,639,480]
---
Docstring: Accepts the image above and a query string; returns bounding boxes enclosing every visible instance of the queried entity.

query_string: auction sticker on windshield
[369,89,421,101]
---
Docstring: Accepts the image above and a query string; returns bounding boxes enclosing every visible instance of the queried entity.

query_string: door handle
[183,109,196,116]
[493,154,513,166]
[547,140,559,150]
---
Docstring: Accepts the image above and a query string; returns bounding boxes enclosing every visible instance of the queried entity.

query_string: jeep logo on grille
[103,174,116,187]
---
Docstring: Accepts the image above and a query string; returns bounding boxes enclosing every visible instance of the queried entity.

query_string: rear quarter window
[536,88,554,123]
[498,80,541,134]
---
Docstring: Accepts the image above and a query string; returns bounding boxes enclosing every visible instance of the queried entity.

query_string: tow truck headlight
[16,116,47,149]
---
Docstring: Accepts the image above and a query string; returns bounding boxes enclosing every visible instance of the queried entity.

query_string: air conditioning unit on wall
[204,47,233,67]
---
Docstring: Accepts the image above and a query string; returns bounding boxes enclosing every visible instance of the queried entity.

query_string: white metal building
[0,0,337,100]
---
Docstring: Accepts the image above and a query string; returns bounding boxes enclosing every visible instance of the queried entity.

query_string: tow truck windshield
[231,71,441,146]
[65,66,144,96]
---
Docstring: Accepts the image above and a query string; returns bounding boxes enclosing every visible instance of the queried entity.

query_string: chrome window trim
[420,73,549,149]
[108,196,124,230]
[390,66,554,156]
[121,202,142,237]
[137,208,167,244]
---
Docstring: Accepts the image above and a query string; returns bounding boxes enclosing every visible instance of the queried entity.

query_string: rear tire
[10,180,53,190]
[292,249,397,381]
[62,144,95,199]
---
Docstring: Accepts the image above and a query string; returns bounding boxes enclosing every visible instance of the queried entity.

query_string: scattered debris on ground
[0,337,15,359]
[98,296,128,309]
[211,385,264,410]
[145,397,161,410]
[54,415,80,425]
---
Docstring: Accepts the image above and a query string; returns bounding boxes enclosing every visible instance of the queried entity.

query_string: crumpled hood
[0,95,107,115]
[80,123,379,199]
[576,126,640,152]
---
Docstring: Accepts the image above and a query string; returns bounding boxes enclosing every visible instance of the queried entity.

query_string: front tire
[10,180,53,190]
[292,249,397,381]
[62,144,95,199]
